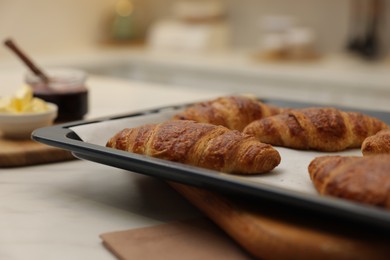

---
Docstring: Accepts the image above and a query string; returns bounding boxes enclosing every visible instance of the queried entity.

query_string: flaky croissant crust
[172,95,286,131]
[106,120,281,175]
[243,107,388,152]
[308,155,390,208]
[362,129,390,156]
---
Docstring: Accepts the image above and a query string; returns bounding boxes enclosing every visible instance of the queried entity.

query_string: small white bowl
[0,103,58,139]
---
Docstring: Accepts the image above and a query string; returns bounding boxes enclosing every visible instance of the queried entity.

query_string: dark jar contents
[25,69,89,122]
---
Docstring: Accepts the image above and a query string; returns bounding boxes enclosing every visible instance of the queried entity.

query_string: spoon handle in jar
[4,38,50,83]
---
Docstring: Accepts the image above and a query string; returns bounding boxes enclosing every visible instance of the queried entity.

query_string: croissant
[106,120,281,174]
[243,107,388,152]
[172,95,286,131]
[308,155,390,209]
[362,129,390,156]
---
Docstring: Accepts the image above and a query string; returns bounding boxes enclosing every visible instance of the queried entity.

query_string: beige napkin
[100,218,253,260]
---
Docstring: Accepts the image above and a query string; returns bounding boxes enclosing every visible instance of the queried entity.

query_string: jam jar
[25,68,88,122]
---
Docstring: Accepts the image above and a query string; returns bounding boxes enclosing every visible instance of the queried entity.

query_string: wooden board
[0,137,75,167]
[169,182,390,260]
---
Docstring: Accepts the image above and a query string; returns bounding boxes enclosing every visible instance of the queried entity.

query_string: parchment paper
[70,108,361,195]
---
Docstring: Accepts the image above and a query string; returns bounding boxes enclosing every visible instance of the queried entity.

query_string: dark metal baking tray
[31,98,390,231]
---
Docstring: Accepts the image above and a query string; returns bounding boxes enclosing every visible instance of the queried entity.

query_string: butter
[0,85,48,113]
[0,96,13,112]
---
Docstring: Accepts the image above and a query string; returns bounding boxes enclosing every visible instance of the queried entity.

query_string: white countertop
[0,72,230,260]
[2,46,390,112]
[0,51,389,259]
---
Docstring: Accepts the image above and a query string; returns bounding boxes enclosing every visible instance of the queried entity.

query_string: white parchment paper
[70,108,361,195]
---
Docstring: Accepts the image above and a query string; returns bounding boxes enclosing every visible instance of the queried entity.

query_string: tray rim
[31,98,390,231]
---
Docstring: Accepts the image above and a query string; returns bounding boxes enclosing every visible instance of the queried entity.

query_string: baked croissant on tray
[106,120,281,175]
[243,107,388,152]
[362,129,390,156]
[308,155,390,209]
[172,95,287,131]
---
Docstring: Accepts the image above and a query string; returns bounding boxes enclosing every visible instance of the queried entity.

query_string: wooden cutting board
[169,182,390,260]
[0,136,75,167]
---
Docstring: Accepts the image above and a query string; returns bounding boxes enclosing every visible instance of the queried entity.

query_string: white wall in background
[0,0,388,58]
[0,0,117,57]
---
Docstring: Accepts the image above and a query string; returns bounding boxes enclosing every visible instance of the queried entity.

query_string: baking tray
[32,98,390,231]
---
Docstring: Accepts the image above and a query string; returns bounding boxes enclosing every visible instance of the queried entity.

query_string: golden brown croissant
[308,155,390,209]
[106,120,281,174]
[362,129,390,156]
[243,107,388,152]
[172,95,286,131]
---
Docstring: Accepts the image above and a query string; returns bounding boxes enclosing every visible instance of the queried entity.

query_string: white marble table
[0,73,229,260]
[0,68,389,259]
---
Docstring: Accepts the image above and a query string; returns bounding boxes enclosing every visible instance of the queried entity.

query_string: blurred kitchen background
[0,0,389,109]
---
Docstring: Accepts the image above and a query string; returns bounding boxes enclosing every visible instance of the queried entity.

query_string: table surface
[0,72,229,260]
[0,68,389,259]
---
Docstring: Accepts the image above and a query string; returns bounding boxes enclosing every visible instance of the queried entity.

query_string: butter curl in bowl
[0,85,57,139]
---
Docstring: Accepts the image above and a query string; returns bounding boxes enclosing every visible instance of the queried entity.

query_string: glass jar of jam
[25,68,88,122]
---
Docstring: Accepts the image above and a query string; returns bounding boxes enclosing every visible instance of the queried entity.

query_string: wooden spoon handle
[4,38,50,83]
